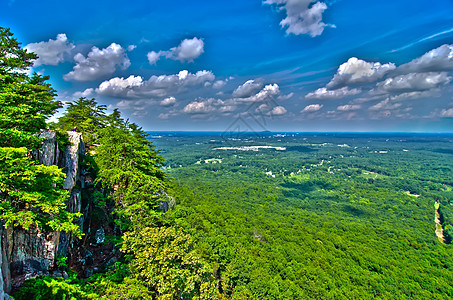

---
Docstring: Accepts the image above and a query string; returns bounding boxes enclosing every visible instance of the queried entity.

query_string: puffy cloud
[265,0,332,37]
[96,70,215,98]
[183,98,222,114]
[25,33,74,67]
[218,105,237,113]
[398,44,453,73]
[256,103,287,116]
[256,103,270,112]
[183,98,237,115]
[388,89,442,101]
[147,51,162,65]
[369,98,402,111]
[171,37,204,62]
[270,106,287,116]
[73,88,94,98]
[183,102,213,114]
[213,80,227,89]
[97,75,144,97]
[301,104,323,112]
[147,37,204,65]
[440,108,453,117]
[326,57,396,90]
[305,86,361,100]
[232,79,264,98]
[64,43,131,81]
[337,104,361,111]
[160,96,176,106]
[239,83,281,103]
[278,92,294,101]
[374,72,451,94]
[127,45,137,51]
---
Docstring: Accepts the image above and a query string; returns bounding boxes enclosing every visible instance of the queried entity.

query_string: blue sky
[2,0,453,132]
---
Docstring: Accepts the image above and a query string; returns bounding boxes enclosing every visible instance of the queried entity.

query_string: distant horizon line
[146,130,453,134]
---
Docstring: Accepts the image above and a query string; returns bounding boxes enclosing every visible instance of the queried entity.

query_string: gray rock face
[63,132,84,190]
[7,228,60,283]
[0,229,5,300]
[38,131,58,166]
[57,189,83,257]
[0,229,11,297]
[159,193,176,213]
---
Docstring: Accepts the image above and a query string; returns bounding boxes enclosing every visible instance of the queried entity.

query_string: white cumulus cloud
[270,105,287,116]
[96,70,215,99]
[160,96,176,107]
[374,72,451,94]
[236,83,281,103]
[25,33,75,67]
[398,44,453,73]
[326,57,396,90]
[233,79,264,98]
[305,87,361,100]
[147,37,204,65]
[369,99,402,111]
[171,37,204,62]
[97,75,144,97]
[440,108,453,117]
[301,104,323,112]
[183,98,222,114]
[64,43,131,81]
[73,88,94,98]
[213,80,227,89]
[265,0,332,37]
[147,51,163,65]
[337,104,361,111]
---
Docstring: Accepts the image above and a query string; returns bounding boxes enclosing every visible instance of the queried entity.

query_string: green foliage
[155,133,453,299]
[57,97,106,145]
[56,255,68,271]
[94,110,166,229]
[92,190,107,208]
[121,226,220,299]
[0,27,62,149]
[0,147,81,235]
[83,263,153,300]
[13,276,98,300]
[0,27,81,236]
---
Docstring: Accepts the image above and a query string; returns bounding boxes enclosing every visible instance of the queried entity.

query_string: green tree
[0,27,80,235]
[95,110,166,228]
[121,226,221,299]
[0,27,61,149]
[0,147,80,234]
[57,97,106,145]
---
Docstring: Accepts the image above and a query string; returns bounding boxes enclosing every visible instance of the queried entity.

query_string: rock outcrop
[4,228,60,289]
[63,132,85,190]
[37,131,59,167]
[0,131,85,295]
[0,229,7,299]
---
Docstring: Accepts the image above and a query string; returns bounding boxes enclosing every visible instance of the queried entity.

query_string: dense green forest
[2,26,453,299]
[152,132,453,299]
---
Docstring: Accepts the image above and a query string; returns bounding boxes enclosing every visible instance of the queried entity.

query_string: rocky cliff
[0,131,84,297]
